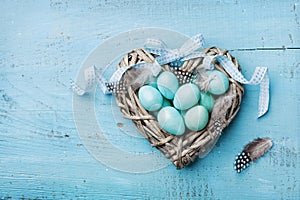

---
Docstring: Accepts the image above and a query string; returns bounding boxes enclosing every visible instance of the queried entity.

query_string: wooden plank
[1,49,298,199]
[0,0,299,199]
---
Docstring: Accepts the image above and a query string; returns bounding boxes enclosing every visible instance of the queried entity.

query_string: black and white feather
[234,137,273,173]
[105,81,127,94]
[172,69,196,85]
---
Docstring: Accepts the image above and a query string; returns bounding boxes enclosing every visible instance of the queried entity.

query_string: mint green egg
[173,83,201,110]
[138,85,163,111]
[152,98,172,117]
[184,105,209,131]
[157,106,185,135]
[206,70,229,95]
[157,71,179,100]
[199,91,215,112]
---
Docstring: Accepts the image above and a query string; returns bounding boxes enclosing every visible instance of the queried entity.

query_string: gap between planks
[229,47,300,51]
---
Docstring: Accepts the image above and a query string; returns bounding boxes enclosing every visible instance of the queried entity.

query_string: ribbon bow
[145,34,205,65]
[72,34,270,118]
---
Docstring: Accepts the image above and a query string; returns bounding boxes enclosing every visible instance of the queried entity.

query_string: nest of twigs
[115,47,244,169]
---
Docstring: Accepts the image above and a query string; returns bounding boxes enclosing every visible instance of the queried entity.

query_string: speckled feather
[234,137,273,173]
[244,137,273,161]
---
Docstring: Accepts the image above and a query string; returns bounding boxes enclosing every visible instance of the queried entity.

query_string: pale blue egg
[206,70,229,95]
[138,85,163,111]
[157,71,179,100]
[151,98,172,117]
[157,106,185,135]
[199,91,215,112]
[184,105,209,131]
[173,83,200,110]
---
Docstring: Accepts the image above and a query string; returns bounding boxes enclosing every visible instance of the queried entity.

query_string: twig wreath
[72,34,269,169]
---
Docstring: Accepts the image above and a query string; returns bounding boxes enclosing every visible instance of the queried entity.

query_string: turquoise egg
[157,106,185,135]
[157,71,179,100]
[173,83,201,110]
[138,85,163,111]
[151,98,172,117]
[206,70,229,95]
[199,91,215,112]
[184,105,209,131]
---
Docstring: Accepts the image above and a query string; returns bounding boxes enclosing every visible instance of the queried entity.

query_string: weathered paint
[0,0,299,199]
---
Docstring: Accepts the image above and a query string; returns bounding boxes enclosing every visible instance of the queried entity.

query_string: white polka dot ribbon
[145,35,270,118]
[72,34,270,118]
[214,55,269,118]
[71,66,98,95]
[145,34,205,65]
[71,61,161,95]
[198,54,269,117]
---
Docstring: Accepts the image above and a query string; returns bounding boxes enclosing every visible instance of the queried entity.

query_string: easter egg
[151,98,172,117]
[184,105,209,131]
[157,71,179,100]
[173,83,200,110]
[199,91,215,112]
[206,70,229,95]
[157,106,185,135]
[138,85,163,111]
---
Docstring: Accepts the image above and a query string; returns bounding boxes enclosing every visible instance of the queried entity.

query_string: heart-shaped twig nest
[115,47,244,169]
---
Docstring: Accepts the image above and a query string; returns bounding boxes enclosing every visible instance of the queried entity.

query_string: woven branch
[115,47,244,169]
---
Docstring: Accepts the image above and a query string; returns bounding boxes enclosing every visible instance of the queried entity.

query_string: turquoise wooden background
[1,0,299,199]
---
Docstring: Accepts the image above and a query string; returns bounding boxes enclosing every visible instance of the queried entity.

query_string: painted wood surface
[0,0,299,199]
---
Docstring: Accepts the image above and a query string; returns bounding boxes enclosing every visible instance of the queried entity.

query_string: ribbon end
[257,72,270,118]
[257,110,268,118]
[70,79,86,96]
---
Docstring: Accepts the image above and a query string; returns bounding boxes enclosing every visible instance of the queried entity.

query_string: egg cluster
[138,70,229,136]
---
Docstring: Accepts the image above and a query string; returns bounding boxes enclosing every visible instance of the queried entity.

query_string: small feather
[124,66,155,91]
[243,137,273,161]
[234,151,251,173]
[207,85,235,136]
[234,137,272,173]
[172,69,195,85]
[106,81,127,94]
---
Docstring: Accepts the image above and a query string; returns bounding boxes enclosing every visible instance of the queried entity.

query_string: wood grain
[0,0,299,199]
